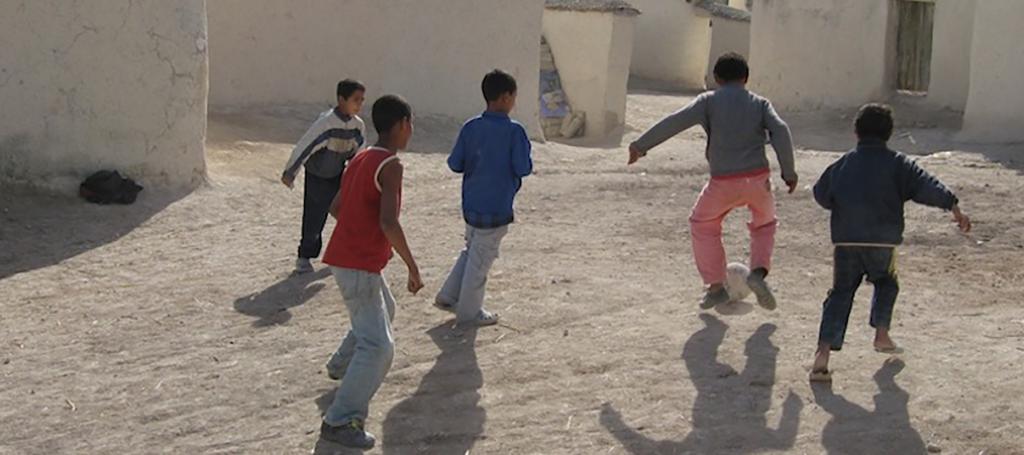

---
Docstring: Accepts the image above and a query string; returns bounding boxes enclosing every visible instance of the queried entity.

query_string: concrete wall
[629,0,711,90]
[706,17,751,88]
[961,0,1024,143]
[543,10,636,138]
[926,0,976,111]
[0,0,208,191]
[207,0,543,139]
[749,0,894,110]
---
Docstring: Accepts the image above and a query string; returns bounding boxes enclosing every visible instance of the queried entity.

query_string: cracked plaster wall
[0,0,208,191]
[206,0,543,139]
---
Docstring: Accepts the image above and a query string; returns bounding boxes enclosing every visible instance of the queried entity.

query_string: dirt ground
[2,91,1023,455]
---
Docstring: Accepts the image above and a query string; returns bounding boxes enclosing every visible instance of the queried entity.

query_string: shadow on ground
[0,185,186,280]
[381,323,486,454]
[233,268,331,327]
[812,358,926,454]
[600,314,802,454]
[311,322,486,454]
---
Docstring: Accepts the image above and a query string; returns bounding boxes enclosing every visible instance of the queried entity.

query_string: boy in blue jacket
[435,69,533,327]
[810,104,971,382]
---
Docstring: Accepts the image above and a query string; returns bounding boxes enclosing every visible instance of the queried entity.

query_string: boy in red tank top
[316,95,423,450]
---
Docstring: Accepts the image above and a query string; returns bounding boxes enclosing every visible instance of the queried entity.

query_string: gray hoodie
[630,85,797,182]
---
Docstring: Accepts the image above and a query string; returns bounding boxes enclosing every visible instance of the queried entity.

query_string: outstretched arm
[899,157,971,232]
[628,95,708,164]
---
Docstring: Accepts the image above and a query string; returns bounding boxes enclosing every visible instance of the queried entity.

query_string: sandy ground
[2,91,1023,455]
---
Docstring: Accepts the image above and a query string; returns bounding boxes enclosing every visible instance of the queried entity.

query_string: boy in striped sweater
[282,79,366,274]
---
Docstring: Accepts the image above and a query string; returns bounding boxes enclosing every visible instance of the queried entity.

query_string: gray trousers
[324,267,396,425]
[436,224,508,323]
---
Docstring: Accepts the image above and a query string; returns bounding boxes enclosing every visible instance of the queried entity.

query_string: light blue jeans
[436,224,508,323]
[323,267,396,426]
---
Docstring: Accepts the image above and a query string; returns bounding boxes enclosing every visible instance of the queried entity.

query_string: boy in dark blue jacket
[810,104,971,382]
[435,69,533,327]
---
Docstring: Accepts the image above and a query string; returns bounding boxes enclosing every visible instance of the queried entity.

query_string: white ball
[725,262,752,302]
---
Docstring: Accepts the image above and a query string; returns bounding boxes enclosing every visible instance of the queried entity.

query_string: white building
[207,0,544,139]
[0,0,550,191]
[544,0,640,139]
[628,0,711,90]
[749,0,1021,143]
[960,0,1024,143]
[0,0,209,191]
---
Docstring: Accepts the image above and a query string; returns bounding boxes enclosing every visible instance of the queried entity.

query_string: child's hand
[785,177,798,194]
[952,205,972,233]
[281,174,295,189]
[407,267,424,295]
[628,145,645,165]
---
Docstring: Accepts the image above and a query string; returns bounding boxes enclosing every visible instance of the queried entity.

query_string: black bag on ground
[79,170,144,204]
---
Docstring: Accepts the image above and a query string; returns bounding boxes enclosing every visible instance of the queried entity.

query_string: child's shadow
[600,314,803,454]
[233,269,330,327]
[311,323,486,454]
[381,323,486,454]
[811,358,926,454]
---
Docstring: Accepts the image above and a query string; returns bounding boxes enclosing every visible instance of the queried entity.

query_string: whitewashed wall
[543,9,636,138]
[628,0,711,90]
[749,0,893,110]
[961,0,1024,143]
[207,0,543,139]
[0,0,209,191]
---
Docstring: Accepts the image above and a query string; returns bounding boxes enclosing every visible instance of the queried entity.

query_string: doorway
[895,0,936,94]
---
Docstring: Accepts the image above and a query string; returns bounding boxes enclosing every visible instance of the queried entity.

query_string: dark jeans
[817,246,899,351]
[298,172,342,259]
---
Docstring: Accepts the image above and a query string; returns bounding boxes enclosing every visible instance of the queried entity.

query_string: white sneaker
[475,309,500,327]
[294,258,314,274]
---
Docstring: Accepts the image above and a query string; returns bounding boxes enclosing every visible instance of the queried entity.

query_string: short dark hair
[372,94,412,135]
[713,52,750,82]
[855,103,894,141]
[482,69,517,102]
[337,79,366,100]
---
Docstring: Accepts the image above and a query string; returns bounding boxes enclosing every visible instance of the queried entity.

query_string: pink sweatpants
[689,171,777,285]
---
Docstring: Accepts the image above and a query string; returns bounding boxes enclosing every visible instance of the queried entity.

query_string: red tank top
[322,147,401,273]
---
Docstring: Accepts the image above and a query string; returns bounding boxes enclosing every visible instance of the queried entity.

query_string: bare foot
[810,344,832,382]
[812,344,830,373]
[874,328,901,353]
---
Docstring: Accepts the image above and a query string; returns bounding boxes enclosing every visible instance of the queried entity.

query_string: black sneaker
[319,420,376,450]
[700,287,730,310]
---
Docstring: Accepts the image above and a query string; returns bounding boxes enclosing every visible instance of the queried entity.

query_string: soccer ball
[725,263,752,302]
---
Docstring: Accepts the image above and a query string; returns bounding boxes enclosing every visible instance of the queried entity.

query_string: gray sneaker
[325,360,343,381]
[700,287,731,309]
[294,258,314,274]
[746,274,777,310]
[433,298,456,314]
[320,420,376,450]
